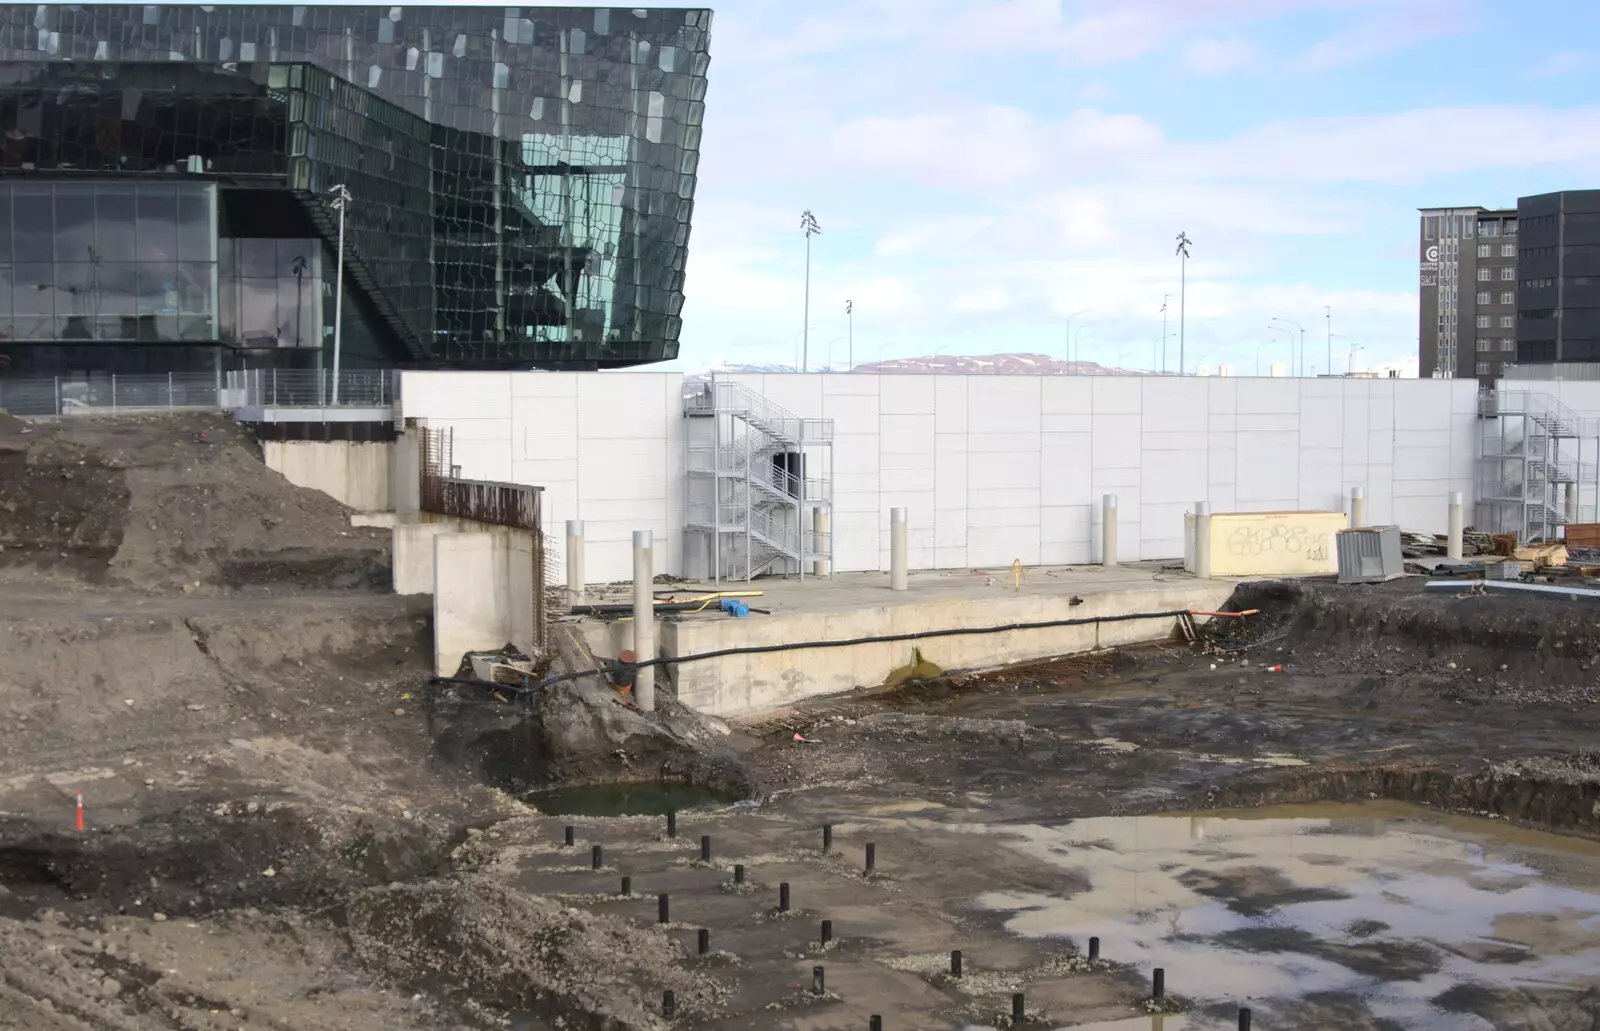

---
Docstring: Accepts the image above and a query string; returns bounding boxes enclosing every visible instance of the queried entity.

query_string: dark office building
[0,5,710,378]
[1516,190,1600,364]
[1418,205,1518,383]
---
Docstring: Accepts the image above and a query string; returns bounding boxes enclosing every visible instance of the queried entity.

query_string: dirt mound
[1216,578,1600,707]
[347,875,726,1028]
[0,413,388,593]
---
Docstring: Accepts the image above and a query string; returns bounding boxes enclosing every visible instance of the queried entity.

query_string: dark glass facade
[0,5,710,376]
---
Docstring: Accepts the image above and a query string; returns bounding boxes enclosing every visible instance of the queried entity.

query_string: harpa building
[0,4,710,377]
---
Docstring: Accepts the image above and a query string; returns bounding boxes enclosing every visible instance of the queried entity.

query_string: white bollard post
[1566,483,1579,526]
[1447,491,1464,561]
[1195,501,1212,578]
[1101,494,1118,567]
[1350,486,1367,529]
[812,507,831,577]
[565,519,585,607]
[632,530,655,712]
[889,507,908,591]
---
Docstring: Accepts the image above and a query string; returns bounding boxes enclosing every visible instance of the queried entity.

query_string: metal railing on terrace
[686,379,835,444]
[0,369,394,417]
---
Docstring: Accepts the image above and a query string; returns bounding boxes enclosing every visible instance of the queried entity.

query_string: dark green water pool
[526,781,738,817]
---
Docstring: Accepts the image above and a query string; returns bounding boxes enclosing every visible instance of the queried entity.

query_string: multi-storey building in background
[0,5,710,378]
[1517,190,1600,365]
[1418,205,1517,383]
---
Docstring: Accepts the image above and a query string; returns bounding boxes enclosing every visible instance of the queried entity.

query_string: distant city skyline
[672,0,1600,377]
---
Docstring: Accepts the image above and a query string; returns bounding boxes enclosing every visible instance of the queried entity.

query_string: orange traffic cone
[75,791,85,832]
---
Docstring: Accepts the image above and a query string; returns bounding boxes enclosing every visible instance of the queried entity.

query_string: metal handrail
[691,379,836,444]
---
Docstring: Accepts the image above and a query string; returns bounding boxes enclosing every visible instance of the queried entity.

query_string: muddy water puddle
[974,802,1600,1029]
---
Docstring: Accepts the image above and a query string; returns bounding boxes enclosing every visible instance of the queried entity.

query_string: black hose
[429,606,1192,697]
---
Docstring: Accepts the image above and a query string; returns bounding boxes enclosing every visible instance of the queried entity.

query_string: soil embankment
[0,412,389,593]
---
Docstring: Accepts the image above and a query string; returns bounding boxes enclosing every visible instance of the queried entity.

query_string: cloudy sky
[666,0,1600,375]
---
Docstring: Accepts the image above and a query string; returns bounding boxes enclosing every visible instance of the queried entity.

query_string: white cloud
[1527,51,1595,79]
[1182,36,1260,74]
[1173,105,1600,184]
[826,106,1163,190]
[1301,0,1472,69]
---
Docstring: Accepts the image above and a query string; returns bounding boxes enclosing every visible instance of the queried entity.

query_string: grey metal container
[1336,525,1405,583]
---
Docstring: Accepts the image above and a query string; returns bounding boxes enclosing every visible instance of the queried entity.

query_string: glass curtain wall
[0,180,216,343]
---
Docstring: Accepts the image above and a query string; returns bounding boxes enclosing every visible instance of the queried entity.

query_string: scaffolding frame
[683,378,834,582]
[1477,388,1600,542]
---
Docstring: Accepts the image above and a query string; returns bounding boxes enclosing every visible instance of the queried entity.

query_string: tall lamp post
[1325,305,1333,375]
[1331,333,1360,374]
[1064,308,1091,369]
[1271,316,1305,376]
[328,183,351,404]
[1175,232,1192,375]
[1160,295,1169,374]
[1074,322,1096,367]
[845,299,853,371]
[800,210,822,372]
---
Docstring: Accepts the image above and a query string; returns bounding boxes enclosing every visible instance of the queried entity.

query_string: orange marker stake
[75,791,85,831]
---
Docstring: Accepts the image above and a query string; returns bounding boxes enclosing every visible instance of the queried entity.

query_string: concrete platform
[578,563,1236,718]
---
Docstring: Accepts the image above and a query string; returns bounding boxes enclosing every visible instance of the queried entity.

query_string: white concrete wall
[400,371,1478,576]
[724,374,1480,568]
[263,440,393,512]
[431,529,536,676]
[399,371,685,583]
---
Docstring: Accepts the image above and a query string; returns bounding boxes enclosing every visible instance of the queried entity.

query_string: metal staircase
[684,379,834,581]
[1478,389,1600,541]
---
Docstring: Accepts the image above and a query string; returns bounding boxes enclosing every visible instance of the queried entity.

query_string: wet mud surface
[1,577,1598,1029]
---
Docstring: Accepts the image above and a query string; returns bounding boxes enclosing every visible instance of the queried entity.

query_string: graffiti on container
[1225,524,1330,562]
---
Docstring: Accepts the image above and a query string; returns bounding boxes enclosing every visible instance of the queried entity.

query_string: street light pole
[845,299,853,371]
[1271,316,1305,376]
[1160,295,1169,374]
[1331,333,1360,374]
[1074,323,1096,366]
[1175,232,1192,375]
[1064,308,1091,369]
[328,183,351,404]
[800,210,821,372]
[1325,305,1332,376]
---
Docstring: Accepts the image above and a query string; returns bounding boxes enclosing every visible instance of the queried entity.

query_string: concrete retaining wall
[264,440,393,512]
[394,516,529,597]
[662,579,1233,717]
[431,529,536,676]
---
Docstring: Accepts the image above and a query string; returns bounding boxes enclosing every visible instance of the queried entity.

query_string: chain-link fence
[0,369,394,417]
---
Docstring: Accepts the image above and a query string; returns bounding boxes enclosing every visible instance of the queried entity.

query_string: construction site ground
[1,414,1597,1031]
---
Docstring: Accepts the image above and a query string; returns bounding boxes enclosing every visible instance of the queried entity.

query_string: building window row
[1501,291,1515,304]
[1521,309,1556,320]
[1524,214,1558,230]
[1520,276,1599,290]
[1476,361,1492,375]
[1522,246,1557,259]
[1477,291,1490,305]
[1478,221,1500,237]
[1477,268,1491,281]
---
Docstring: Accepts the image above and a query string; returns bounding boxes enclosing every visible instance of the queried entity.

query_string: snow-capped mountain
[684,353,1140,388]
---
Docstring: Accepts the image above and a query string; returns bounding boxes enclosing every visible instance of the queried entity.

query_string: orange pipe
[1189,609,1259,617]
